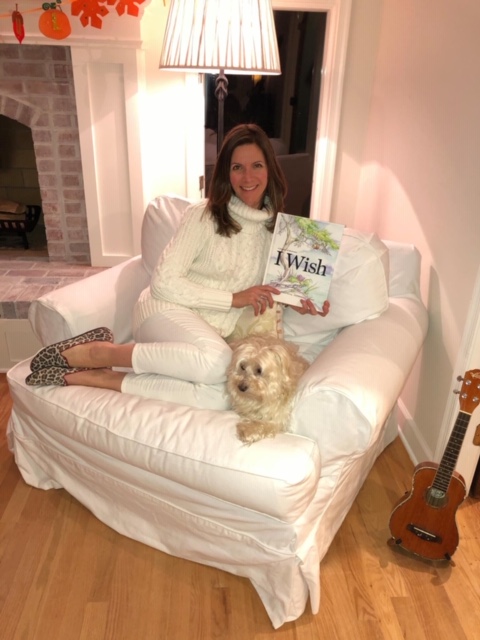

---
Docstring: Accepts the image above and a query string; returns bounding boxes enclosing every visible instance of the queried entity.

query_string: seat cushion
[8,360,321,524]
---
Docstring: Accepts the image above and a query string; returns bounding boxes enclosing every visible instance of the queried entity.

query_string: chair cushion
[284,229,390,361]
[141,194,192,276]
[8,360,321,524]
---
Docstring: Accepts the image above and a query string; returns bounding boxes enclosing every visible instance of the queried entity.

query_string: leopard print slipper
[26,366,90,387]
[30,327,114,372]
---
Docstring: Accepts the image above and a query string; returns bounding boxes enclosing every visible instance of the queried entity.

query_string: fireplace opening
[0,114,48,257]
[0,43,91,264]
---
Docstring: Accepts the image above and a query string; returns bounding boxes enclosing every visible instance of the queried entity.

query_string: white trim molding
[71,46,146,266]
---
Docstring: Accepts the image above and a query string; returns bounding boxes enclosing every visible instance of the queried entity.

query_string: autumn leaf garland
[9,0,146,40]
[71,0,145,28]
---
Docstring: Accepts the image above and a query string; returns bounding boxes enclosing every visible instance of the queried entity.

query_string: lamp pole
[214,70,229,154]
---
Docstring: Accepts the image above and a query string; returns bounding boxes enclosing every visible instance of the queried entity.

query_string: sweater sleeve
[149,203,233,311]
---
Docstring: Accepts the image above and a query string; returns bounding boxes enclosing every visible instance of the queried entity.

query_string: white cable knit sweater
[133,196,274,338]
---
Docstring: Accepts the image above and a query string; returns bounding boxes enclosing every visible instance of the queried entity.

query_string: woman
[26,124,328,401]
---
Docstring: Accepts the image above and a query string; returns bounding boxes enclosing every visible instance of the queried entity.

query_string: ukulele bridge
[407,523,442,543]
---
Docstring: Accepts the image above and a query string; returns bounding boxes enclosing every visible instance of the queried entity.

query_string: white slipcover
[7,196,428,628]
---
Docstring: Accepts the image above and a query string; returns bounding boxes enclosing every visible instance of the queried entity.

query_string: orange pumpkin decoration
[38,6,72,40]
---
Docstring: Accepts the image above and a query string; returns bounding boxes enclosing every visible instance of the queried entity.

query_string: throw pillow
[141,194,192,276]
[283,228,390,361]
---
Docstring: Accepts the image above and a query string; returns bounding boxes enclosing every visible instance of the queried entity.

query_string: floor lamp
[159,0,281,154]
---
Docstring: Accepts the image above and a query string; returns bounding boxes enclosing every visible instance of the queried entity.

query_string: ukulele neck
[432,410,471,494]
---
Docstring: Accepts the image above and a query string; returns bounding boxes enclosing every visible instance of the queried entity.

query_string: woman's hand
[289,299,330,317]
[232,285,280,316]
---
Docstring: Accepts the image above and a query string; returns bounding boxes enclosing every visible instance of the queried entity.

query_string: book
[262,212,344,311]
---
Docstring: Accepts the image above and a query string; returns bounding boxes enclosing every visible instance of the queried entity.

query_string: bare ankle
[64,341,110,368]
[65,367,125,392]
[64,341,132,369]
[89,342,112,367]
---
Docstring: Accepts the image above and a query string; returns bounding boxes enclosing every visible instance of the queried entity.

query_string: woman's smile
[230,143,268,209]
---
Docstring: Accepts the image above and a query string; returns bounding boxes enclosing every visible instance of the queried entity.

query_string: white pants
[121,373,230,410]
[121,308,232,408]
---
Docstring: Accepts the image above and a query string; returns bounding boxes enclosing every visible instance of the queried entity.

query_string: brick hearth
[0,259,105,320]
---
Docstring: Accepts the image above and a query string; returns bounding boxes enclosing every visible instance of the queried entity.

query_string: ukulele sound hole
[426,487,447,508]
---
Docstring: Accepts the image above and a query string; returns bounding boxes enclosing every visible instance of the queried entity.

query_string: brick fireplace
[0,44,90,264]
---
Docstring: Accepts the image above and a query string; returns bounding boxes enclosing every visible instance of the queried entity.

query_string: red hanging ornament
[111,0,146,18]
[39,2,72,40]
[12,5,25,44]
[71,0,109,29]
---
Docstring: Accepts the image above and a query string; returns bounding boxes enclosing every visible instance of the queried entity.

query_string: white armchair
[7,195,428,628]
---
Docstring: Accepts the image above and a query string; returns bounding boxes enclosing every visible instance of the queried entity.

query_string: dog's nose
[238,382,248,393]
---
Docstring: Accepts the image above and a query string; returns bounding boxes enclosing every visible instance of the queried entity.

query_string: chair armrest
[28,256,149,346]
[293,297,428,464]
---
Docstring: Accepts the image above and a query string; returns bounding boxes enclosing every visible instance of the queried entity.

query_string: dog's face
[226,336,308,417]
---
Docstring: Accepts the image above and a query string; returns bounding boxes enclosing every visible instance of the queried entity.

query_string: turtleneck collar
[229,195,273,226]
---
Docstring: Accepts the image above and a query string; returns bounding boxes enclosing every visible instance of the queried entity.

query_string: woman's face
[229,143,268,209]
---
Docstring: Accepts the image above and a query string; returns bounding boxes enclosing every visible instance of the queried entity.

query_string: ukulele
[389,369,480,561]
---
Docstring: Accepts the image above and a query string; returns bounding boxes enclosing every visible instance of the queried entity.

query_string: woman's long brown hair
[206,124,288,237]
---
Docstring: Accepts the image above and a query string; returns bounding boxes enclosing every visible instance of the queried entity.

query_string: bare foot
[64,367,125,391]
[62,341,114,368]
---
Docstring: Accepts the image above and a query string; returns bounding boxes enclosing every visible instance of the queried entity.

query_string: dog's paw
[236,420,279,444]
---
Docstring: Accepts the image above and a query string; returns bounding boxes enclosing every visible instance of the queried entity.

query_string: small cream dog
[226,335,309,444]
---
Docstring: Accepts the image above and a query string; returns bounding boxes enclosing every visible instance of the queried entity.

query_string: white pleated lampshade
[159,0,281,75]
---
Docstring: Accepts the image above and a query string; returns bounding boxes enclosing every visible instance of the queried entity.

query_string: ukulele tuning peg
[456,375,464,382]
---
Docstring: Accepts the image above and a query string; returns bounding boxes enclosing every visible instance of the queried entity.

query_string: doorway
[204,11,327,218]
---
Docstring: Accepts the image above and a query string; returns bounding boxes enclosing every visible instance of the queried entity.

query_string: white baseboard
[397,398,433,467]
[0,319,42,372]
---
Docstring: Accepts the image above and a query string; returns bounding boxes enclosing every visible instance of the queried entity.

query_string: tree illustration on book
[263,213,344,310]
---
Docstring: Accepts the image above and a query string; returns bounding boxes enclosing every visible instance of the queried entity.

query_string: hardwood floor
[1,373,479,639]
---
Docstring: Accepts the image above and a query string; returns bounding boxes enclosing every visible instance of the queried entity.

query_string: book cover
[262,213,344,310]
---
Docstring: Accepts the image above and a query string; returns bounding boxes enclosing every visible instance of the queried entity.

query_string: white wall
[333,0,480,469]
[139,0,205,202]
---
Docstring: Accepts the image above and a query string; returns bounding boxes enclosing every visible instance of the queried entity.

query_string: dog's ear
[269,342,307,381]
[289,357,308,380]
[269,343,293,370]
